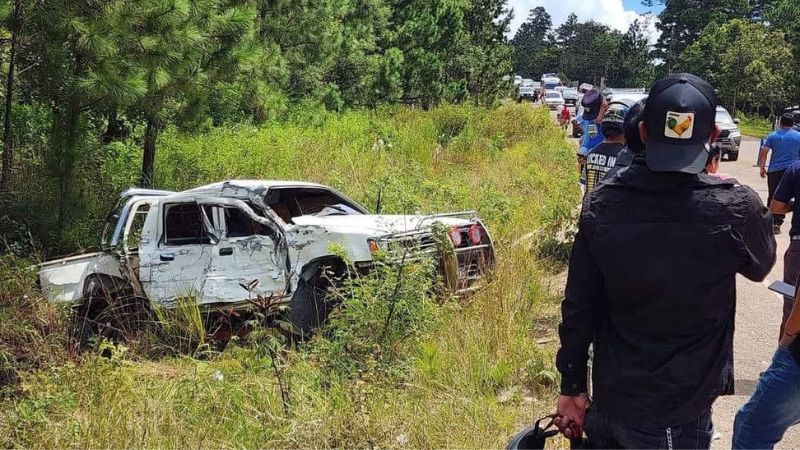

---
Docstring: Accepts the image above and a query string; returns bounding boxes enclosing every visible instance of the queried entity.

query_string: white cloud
[507,0,655,38]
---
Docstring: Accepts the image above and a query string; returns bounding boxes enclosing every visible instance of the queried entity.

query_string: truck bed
[39,252,123,304]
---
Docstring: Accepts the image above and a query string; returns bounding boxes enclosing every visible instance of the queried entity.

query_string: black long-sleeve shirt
[557,157,776,428]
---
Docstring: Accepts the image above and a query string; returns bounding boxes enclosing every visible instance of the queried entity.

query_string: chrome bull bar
[374,214,496,293]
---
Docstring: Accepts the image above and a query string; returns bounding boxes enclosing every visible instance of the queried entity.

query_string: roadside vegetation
[738,113,773,139]
[0,103,578,448]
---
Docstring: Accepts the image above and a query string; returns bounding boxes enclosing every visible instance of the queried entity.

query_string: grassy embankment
[0,103,579,448]
[738,112,773,138]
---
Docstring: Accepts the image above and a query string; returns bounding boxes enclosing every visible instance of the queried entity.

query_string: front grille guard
[374,213,496,294]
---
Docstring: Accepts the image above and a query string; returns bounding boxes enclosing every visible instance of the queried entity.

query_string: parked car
[714,106,741,161]
[544,91,565,109]
[776,106,800,131]
[517,79,537,102]
[541,74,560,91]
[38,181,496,335]
[517,84,537,102]
[562,88,579,106]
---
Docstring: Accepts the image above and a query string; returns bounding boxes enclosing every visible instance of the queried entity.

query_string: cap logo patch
[665,111,694,139]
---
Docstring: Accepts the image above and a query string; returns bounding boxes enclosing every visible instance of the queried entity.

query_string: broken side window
[224,206,274,238]
[164,203,211,246]
[125,203,151,251]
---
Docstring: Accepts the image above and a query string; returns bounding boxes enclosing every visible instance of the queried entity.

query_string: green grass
[738,112,773,138]
[0,103,578,448]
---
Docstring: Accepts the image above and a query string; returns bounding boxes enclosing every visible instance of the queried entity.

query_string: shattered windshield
[265,187,365,224]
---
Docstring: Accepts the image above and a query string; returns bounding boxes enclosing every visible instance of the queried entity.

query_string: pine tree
[123,0,256,187]
[510,6,553,78]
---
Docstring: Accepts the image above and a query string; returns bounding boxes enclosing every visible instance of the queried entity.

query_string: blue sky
[507,0,664,37]
[623,0,664,14]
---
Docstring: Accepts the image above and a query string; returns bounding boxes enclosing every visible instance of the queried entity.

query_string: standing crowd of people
[550,73,800,449]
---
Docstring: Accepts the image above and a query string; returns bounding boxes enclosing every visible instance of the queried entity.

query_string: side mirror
[734,118,741,124]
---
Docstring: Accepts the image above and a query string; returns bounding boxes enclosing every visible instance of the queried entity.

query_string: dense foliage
[511,0,799,117]
[0,0,513,254]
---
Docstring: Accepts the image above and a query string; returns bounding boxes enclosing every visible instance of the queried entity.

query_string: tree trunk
[0,0,22,191]
[102,108,125,144]
[139,115,159,188]
[55,93,82,235]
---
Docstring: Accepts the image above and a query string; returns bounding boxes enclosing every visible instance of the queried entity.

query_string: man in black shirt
[554,74,776,448]
[584,100,632,192]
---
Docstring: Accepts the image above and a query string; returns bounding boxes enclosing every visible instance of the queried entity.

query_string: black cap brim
[646,142,708,173]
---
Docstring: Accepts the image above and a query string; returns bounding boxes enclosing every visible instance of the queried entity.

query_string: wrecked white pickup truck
[38,180,495,335]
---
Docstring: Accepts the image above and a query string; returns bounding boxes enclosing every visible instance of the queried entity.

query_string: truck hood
[717,122,739,131]
[291,214,471,236]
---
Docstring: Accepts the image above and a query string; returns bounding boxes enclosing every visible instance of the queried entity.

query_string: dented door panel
[198,201,287,304]
[139,202,213,305]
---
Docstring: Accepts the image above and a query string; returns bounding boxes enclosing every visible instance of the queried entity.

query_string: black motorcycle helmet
[601,99,634,138]
[506,415,559,450]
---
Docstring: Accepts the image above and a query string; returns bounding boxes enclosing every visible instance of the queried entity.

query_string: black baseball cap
[581,89,603,120]
[644,73,717,174]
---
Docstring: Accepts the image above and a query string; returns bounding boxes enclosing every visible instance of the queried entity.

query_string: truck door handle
[219,247,233,256]
[160,253,175,261]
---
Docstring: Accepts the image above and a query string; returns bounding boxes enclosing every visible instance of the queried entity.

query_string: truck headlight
[729,131,741,138]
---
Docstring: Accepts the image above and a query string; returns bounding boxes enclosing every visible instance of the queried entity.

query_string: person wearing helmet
[600,98,647,183]
[583,100,631,192]
[554,74,775,448]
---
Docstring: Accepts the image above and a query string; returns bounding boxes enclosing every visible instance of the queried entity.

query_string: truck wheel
[286,277,332,338]
[70,279,109,349]
[727,151,739,161]
[286,259,345,337]
[71,275,147,349]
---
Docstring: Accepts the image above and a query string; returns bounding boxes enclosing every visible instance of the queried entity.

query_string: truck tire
[727,151,739,161]
[286,258,345,337]
[71,275,147,348]
[286,276,332,338]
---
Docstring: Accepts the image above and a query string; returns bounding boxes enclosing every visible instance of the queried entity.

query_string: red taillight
[468,224,483,245]
[368,239,380,254]
[448,227,462,247]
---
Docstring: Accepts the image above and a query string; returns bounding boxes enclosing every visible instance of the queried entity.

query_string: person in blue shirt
[576,90,606,185]
[758,113,800,234]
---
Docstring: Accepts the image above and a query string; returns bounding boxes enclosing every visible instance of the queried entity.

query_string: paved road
[711,136,800,448]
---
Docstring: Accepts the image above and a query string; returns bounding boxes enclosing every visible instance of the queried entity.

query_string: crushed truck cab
[38,180,496,333]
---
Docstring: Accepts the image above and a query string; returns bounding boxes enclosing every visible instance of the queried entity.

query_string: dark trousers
[768,170,786,226]
[584,405,713,449]
[782,240,800,339]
